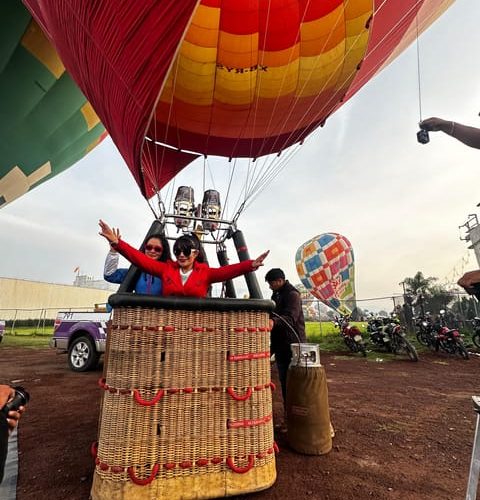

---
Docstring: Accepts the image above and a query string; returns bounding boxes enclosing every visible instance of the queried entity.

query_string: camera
[417,129,430,144]
[1,386,30,416]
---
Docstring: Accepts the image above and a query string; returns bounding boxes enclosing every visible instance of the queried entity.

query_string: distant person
[104,227,170,295]
[420,117,480,149]
[0,385,26,484]
[99,220,269,298]
[265,268,306,409]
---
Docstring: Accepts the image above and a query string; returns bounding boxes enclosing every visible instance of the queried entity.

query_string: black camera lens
[1,386,29,415]
[417,129,430,144]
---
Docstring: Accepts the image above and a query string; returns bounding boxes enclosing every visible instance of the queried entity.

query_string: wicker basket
[91,294,276,500]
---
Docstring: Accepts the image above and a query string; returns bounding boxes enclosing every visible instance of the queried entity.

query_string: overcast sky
[1,0,479,312]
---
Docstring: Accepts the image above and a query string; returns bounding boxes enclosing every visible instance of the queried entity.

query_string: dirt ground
[1,346,479,500]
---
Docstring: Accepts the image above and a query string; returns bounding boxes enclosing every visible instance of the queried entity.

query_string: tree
[404,271,437,295]
[402,271,454,315]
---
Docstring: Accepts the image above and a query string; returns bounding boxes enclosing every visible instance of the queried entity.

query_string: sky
[1,0,480,312]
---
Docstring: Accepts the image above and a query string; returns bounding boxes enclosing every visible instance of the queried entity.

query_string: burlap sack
[286,365,332,455]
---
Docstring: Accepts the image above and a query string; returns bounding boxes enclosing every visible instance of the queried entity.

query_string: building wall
[0,277,114,319]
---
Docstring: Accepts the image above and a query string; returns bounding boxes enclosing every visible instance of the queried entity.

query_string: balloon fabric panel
[0,2,106,209]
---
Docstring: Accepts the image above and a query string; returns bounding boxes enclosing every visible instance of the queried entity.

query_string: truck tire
[68,335,99,372]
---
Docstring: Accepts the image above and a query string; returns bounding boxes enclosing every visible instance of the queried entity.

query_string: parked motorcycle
[469,317,480,349]
[367,315,418,361]
[334,315,367,357]
[414,313,436,348]
[434,310,469,359]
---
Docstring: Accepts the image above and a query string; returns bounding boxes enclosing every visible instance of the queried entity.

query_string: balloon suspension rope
[270,312,302,344]
[415,14,423,122]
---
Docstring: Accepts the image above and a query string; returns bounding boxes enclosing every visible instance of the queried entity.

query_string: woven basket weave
[91,294,276,499]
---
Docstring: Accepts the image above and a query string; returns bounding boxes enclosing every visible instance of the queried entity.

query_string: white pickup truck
[50,311,111,372]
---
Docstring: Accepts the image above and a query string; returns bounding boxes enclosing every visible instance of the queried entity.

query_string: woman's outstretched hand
[99,219,120,245]
[252,250,269,269]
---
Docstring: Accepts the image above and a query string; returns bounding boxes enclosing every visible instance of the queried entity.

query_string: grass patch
[5,326,53,336]
[1,334,52,348]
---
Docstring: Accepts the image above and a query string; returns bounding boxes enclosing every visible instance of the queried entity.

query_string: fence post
[11,309,18,336]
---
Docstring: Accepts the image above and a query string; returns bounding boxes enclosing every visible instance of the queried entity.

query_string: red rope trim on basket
[227,351,270,362]
[228,414,272,429]
[99,382,274,398]
[127,464,160,485]
[133,389,165,406]
[94,443,277,474]
[227,387,253,401]
[226,455,254,474]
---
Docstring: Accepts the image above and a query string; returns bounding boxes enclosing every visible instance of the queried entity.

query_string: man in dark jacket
[265,268,306,406]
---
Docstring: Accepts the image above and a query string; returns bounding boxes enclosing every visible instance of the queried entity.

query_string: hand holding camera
[0,386,29,483]
[1,386,29,417]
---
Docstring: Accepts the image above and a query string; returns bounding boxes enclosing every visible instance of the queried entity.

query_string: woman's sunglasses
[173,245,196,257]
[145,244,163,253]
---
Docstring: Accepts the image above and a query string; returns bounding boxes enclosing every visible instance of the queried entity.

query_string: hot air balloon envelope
[296,233,356,315]
[23,0,456,201]
[0,1,106,208]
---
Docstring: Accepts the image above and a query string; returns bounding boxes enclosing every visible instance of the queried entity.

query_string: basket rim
[109,293,275,312]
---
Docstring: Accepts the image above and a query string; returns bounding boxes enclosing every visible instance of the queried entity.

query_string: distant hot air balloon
[296,233,356,315]
[0,1,107,209]
[22,0,455,219]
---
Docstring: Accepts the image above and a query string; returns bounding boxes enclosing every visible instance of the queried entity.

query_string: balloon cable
[271,311,302,345]
[415,14,423,122]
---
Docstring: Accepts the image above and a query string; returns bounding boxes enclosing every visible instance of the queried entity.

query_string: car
[50,311,111,371]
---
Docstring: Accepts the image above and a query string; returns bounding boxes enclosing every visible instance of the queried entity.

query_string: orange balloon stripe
[155,90,337,140]
[185,5,220,48]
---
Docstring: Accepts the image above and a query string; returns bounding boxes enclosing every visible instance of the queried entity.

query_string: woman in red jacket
[99,220,269,298]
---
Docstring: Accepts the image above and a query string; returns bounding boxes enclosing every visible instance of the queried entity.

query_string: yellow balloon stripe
[21,20,65,79]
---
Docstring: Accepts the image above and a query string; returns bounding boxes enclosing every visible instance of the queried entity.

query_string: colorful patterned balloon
[296,233,356,315]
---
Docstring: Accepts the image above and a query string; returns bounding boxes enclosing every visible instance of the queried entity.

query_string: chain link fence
[0,305,108,335]
[302,291,480,334]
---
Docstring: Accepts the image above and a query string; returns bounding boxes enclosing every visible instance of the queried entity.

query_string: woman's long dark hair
[173,233,206,264]
[146,233,171,262]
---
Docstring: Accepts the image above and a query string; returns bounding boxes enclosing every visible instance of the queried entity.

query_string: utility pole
[399,280,414,332]
[460,214,480,267]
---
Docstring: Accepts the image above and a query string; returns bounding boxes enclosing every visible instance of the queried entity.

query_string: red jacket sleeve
[114,239,167,277]
[207,260,254,284]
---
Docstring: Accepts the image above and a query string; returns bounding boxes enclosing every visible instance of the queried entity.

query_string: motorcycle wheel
[344,337,356,353]
[472,333,480,350]
[416,331,430,347]
[395,337,419,362]
[404,339,419,362]
[456,343,469,360]
[358,342,367,357]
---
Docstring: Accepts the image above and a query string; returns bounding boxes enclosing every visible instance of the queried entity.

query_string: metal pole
[216,245,236,298]
[231,229,262,299]
[466,396,480,500]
